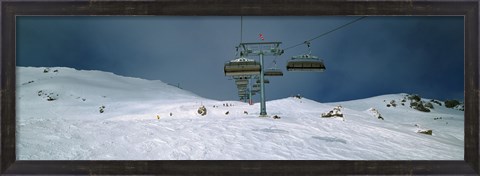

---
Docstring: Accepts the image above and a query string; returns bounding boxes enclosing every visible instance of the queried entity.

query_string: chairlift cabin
[286,54,326,72]
[224,57,261,76]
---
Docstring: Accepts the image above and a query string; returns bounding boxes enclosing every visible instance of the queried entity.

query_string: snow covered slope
[16,67,464,160]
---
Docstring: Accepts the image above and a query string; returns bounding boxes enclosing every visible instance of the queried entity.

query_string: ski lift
[224,57,261,76]
[264,68,283,76]
[237,82,248,88]
[286,41,326,72]
[252,83,262,92]
[264,60,283,76]
[238,90,247,95]
[256,79,269,84]
[237,85,248,92]
[235,79,248,85]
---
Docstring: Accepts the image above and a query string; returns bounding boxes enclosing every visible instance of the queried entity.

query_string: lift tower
[238,42,283,116]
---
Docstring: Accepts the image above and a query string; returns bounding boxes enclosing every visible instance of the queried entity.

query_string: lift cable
[240,16,243,43]
[283,16,367,51]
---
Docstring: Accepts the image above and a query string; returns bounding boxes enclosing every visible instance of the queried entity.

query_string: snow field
[16,67,464,160]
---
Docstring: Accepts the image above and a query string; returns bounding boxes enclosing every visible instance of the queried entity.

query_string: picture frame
[1,0,478,175]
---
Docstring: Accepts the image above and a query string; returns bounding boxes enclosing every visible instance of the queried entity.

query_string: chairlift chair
[235,79,248,85]
[252,85,261,92]
[286,41,326,72]
[224,57,261,76]
[264,68,284,76]
[237,86,247,92]
[256,79,269,84]
[264,61,283,76]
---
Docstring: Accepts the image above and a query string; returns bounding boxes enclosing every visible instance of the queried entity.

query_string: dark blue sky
[16,16,464,102]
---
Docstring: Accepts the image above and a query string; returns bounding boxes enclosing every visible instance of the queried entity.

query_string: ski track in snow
[16,67,464,160]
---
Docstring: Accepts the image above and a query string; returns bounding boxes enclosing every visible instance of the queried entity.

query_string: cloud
[16,16,464,102]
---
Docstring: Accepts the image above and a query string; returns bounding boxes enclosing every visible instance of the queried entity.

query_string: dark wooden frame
[1,0,478,175]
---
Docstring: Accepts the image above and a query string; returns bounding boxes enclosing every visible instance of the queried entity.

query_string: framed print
[1,0,479,175]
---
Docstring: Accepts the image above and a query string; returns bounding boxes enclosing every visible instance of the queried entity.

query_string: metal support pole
[259,53,267,116]
[249,79,253,105]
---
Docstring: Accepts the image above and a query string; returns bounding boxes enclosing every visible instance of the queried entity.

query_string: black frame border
[1,0,478,175]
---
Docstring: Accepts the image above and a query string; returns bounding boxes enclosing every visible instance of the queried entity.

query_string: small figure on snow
[156,115,160,120]
[170,112,173,116]
[244,111,248,115]
[225,111,229,115]
[273,115,281,119]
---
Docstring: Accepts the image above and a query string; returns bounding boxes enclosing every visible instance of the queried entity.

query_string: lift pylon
[238,42,283,116]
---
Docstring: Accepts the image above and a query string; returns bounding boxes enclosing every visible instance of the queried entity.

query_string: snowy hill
[16,67,464,160]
